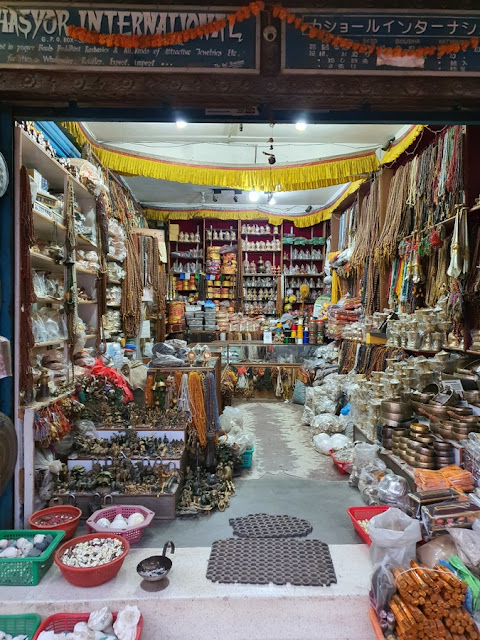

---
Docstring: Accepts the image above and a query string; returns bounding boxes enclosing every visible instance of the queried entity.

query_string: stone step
[0,544,373,640]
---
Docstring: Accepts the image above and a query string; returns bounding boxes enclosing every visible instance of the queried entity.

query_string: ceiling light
[295,120,307,132]
[176,119,187,129]
[213,194,218,203]
[305,205,313,213]
[249,191,262,203]
[233,195,238,203]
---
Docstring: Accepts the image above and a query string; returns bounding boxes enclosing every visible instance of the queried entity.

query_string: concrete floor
[135,401,365,548]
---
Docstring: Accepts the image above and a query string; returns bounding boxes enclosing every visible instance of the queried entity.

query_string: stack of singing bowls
[391,427,410,457]
[381,399,413,451]
[433,440,455,467]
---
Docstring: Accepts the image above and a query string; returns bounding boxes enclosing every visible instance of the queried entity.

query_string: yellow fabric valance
[143,180,363,227]
[380,125,425,165]
[61,121,378,192]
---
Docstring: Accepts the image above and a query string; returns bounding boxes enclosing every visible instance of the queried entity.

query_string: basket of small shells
[86,506,155,544]
[54,534,129,587]
[346,506,390,545]
[0,530,65,586]
[28,506,82,541]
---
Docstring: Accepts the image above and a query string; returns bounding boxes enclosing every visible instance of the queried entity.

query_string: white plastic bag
[311,414,344,435]
[329,434,351,450]
[313,433,332,455]
[369,507,422,568]
[301,406,314,426]
[447,525,480,568]
[219,406,243,433]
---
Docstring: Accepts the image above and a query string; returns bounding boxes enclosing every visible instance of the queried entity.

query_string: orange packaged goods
[414,465,474,492]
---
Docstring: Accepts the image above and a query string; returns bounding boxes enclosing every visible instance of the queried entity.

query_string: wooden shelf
[106,303,121,308]
[32,208,66,238]
[85,333,97,340]
[108,279,122,285]
[34,296,64,305]
[78,299,96,305]
[21,130,93,200]
[33,339,66,348]
[76,264,98,275]
[30,251,64,272]
[242,273,279,277]
[242,249,281,252]
[107,255,124,264]
[77,233,97,249]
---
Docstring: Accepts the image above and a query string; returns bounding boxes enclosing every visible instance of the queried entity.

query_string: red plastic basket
[32,612,143,640]
[54,534,129,587]
[369,607,385,640]
[329,449,354,475]
[28,506,82,541]
[86,505,154,544]
[346,506,390,545]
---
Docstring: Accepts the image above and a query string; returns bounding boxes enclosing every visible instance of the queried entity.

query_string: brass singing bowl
[416,453,435,463]
[413,435,435,445]
[434,441,453,452]
[410,423,430,434]
[411,401,449,418]
[380,409,413,422]
[405,454,417,465]
[381,400,412,413]
[416,460,436,469]
[411,392,435,403]
[447,410,477,422]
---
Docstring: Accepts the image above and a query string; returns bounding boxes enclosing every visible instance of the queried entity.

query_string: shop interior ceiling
[82,122,410,215]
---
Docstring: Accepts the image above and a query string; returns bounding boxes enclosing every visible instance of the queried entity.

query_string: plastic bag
[370,559,396,616]
[329,434,351,450]
[369,507,422,568]
[313,433,332,455]
[358,462,387,505]
[113,605,141,640]
[349,442,379,487]
[311,414,344,435]
[302,406,314,426]
[417,536,458,568]
[219,406,243,433]
[291,380,306,405]
[447,526,480,568]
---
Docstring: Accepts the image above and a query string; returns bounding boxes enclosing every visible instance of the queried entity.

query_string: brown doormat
[229,513,313,538]
[206,538,337,586]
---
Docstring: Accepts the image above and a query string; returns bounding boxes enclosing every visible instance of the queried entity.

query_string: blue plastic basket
[241,447,254,468]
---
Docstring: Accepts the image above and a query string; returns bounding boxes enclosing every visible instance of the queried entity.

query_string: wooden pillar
[378,167,394,310]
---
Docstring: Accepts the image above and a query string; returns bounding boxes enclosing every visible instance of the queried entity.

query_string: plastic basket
[55,533,129,587]
[32,612,143,640]
[0,614,42,639]
[346,506,390,545]
[86,505,155,544]
[241,447,254,468]
[29,505,82,541]
[0,529,65,586]
[369,607,385,640]
[329,450,354,475]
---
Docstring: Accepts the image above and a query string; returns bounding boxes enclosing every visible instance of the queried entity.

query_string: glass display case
[220,341,316,365]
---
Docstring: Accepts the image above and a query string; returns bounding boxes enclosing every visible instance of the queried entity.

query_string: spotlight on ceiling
[295,120,307,132]
[249,191,262,203]
[176,119,188,129]
[200,191,206,204]
[382,137,396,152]
[305,205,313,213]
[233,195,238,203]
[213,194,218,203]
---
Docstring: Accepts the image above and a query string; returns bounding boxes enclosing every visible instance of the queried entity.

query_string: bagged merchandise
[291,380,306,405]
[370,559,396,616]
[349,442,379,487]
[34,448,63,510]
[302,405,314,426]
[219,406,243,434]
[417,535,458,568]
[447,523,480,569]
[310,414,344,435]
[377,473,409,510]
[358,461,387,505]
[369,507,422,568]
[313,432,351,455]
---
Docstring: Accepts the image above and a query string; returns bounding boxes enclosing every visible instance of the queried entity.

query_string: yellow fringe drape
[380,125,425,165]
[61,121,378,193]
[143,180,364,227]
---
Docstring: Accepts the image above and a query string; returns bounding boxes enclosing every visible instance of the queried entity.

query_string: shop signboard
[283,11,480,75]
[0,4,259,71]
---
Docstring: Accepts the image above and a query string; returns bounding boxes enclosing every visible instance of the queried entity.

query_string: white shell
[0,540,8,550]
[0,547,18,558]
[33,534,46,545]
[15,537,29,550]
[111,520,127,530]
[112,515,127,523]
[127,513,145,526]
[95,518,111,529]
[20,542,33,557]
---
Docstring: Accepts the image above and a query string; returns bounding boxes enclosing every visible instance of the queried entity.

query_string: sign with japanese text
[283,11,480,74]
[0,5,259,71]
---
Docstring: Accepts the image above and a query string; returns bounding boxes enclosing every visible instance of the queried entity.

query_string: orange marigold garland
[66,1,479,58]
[67,1,264,48]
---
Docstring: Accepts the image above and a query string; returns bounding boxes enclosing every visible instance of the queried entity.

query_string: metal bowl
[416,461,436,469]
[414,435,435,445]
[137,541,175,583]
[416,452,436,463]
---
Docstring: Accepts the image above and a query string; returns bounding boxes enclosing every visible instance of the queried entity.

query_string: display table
[0,545,372,640]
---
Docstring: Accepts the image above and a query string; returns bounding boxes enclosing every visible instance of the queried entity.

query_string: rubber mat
[206,538,336,586]
[229,513,313,538]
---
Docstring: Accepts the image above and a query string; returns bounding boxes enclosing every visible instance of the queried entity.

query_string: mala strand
[122,234,142,337]
[204,372,220,434]
[376,163,410,270]
[188,372,207,447]
[177,373,192,422]
[19,166,36,399]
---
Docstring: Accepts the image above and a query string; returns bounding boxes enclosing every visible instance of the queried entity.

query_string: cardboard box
[27,168,49,192]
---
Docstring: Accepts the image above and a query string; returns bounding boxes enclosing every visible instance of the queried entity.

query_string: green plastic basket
[0,529,65,586]
[0,614,42,639]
